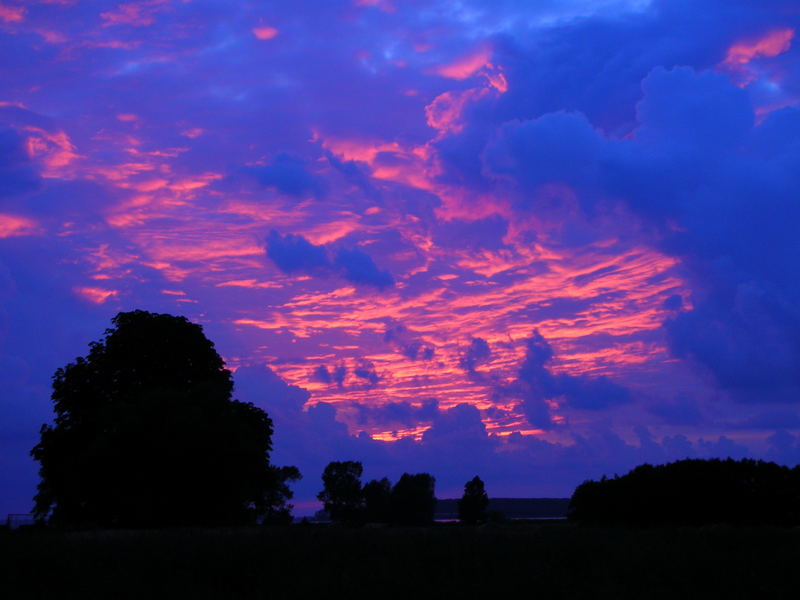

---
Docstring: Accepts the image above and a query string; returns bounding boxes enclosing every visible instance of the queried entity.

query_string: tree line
[569,457,800,526]
[28,310,800,529]
[317,461,489,525]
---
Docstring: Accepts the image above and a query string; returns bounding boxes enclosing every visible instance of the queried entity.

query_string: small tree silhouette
[458,476,489,524]
[317,461,364,523]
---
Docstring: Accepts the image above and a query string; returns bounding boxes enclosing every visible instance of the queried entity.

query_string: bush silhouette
[569,458,800,526]
[30,310,296,528]
[458,476,489,524]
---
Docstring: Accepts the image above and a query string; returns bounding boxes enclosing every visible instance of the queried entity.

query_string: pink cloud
[252,25,279,40]
[73,286,119,304]
[724,28,795,66]
[22,126,81,175]
[180,127,204,139]
[354,0,395,12]
[0,214,40,238]
[435,45,493,80]
[720,28,795,86]
[425,88,489,135]
[0,3,25,23]
[100,0,168,27]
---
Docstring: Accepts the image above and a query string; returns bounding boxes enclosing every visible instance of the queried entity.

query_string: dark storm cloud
[731,410,800,430]
[352,358,380,386]
[266,231,394,289]
[646,396,706,427]
[459,337,491,372]
[312,364,347,387]
[250,153,324,199]
[503,330,632,428]
[487,111,604,206]
[766,430,800,465]
[421,403,492,456]
[480,60,800,403]
[0,127,40,199]
[383,321,436,361]
[333,248,395,290]
[665,285,800,400]
[490,0,799,131]
[354,399,440,428]
[234,364,311,419]
[266,231,330,274]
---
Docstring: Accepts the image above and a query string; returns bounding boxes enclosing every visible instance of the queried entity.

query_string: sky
[1,0,800,516]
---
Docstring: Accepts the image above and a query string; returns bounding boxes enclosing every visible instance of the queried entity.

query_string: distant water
[435,516,566,523]
[435,498,570,520]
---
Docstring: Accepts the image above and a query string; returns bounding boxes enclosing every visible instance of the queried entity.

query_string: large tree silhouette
[31,310,294,528]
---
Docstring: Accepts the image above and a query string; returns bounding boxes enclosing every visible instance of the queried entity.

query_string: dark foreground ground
[2,522,799,599]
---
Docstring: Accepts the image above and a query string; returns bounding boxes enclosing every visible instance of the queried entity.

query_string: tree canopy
[363,477,392,523]
[390,473,436,525]
[458,476,489,524]
[569,458,800,526]
[261,465,303,525]
[317,460,365,523]
[30,310,296,528]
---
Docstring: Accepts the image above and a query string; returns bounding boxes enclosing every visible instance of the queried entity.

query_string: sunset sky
[2,0,800,515]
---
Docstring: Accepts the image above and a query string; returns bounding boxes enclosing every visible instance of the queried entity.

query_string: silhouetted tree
[261,465,302,525]
[569,458,800,526]
[458,476,489,524]
[30,310,297,528]
[317,461,364,523]
[390,473,436,525]
[363,477,392,523]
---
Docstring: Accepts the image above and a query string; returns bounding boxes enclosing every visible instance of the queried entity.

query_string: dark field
[2,522,799,599]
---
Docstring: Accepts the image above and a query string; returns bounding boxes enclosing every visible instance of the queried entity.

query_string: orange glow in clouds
[181,128,205,139]
[724,28,795,65]
[436,45,493,80]
[721,28,795,87]
[100,0,168,27]
[0,214,39,238]
[355,0,395,11]
[246,237,686,440]
[38,38,692,445]
[434,44,508,92]
[23,127,80,175]
[74,287,119,304]
[252,25,279,40]
[0,3,25,23]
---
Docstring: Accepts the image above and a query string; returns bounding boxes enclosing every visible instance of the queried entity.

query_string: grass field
[2,522,799,599]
